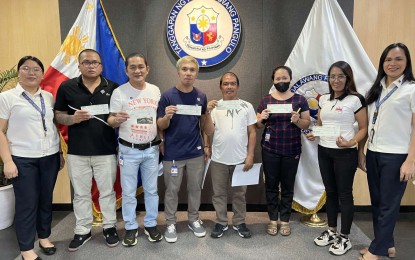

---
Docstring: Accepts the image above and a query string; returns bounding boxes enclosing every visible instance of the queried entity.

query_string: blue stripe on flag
[96,0,128,85]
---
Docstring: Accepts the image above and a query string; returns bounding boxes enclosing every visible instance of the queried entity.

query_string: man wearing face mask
[256,65,310,237]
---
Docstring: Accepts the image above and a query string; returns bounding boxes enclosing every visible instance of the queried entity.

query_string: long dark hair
[328,61,357,100]
[366,43,414,104]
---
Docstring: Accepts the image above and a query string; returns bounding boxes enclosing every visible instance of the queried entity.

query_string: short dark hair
[271,65,292,80]
[17,56,44,73]
[125,53,148,68]
[219,72,239,86]
[77,49,102,62]
[366,42,414,104]
[327,61,357,100]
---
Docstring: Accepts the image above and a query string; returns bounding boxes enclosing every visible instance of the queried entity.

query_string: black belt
[119,138,161,150]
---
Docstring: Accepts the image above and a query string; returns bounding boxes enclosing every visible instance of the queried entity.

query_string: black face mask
[274,82,290,92]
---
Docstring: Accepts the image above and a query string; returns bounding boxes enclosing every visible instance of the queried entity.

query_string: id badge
[40,138,50,151]
[171,164,178,177]
[119,155,124,166]
[265,129,271,142]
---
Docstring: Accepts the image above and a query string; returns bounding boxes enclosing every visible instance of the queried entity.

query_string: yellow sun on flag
[60,26,89,64]
[197,16,209,31]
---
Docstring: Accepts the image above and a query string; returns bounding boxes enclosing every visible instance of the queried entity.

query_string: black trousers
[318,145,357,235]
[366,150,407,257]
[262,149,299,222]
[12,152,60,251]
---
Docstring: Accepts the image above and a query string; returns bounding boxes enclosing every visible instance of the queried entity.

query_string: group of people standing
[0,42,413,260]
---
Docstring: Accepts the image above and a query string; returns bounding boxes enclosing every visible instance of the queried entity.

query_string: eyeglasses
[329,75,347,81]
[81,61,101,67]
[20,66,42,74]
[222,82,238,86]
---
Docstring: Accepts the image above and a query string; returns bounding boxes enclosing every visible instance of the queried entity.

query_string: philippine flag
[41,0,127,98]
[40,0,128,220]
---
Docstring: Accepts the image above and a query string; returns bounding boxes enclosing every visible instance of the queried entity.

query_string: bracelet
[204,146,211,148]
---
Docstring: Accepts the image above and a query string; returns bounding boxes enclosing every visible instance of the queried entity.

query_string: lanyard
[22,92,47,136]
[372,86,398,124]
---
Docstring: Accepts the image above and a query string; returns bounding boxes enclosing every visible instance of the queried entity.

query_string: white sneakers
[314,229,352,256]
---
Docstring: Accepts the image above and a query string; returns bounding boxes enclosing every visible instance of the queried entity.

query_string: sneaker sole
[210,233,224,238]
[314,240,334,247]
[329,245,352,256]
[144,229,163,242]
[188,225,206,237]
[104,238,119,248]
[68,236,92,252]
[122,231,138,247]
[165,236,177,243]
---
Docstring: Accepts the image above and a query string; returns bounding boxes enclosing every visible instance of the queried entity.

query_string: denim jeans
[119,143,160,230]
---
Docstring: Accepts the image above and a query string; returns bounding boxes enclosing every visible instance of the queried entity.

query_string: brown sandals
[266,222,278,236]
[279,223,291,236]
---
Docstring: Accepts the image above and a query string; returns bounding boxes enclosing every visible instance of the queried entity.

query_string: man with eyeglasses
[203,72,256,239]
[54,49,120,251]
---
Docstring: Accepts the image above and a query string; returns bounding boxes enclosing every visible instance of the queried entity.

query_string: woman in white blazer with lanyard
[359,43,415,260]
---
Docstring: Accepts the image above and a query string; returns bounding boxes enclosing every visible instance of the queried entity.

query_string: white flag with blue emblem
[269,0,376,213]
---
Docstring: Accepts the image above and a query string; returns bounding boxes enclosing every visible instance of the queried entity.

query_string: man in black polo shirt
[54,49,119,251]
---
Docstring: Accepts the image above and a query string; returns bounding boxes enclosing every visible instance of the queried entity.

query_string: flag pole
[300,213,327,227]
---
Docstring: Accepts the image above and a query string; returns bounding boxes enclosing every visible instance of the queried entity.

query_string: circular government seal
[166,0,242,67]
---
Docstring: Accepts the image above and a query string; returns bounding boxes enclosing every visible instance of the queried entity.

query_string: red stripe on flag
[40,66,70,98]
[40,67,70,142]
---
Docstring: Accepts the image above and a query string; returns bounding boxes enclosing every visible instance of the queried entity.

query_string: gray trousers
[67,154,117,234]
[210,160,247,226]
[163,155,205,225]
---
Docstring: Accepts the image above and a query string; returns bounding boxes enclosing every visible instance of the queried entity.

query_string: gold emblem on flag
[59,26,89,64]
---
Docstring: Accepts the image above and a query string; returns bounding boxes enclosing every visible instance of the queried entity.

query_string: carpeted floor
[21,211,371,260]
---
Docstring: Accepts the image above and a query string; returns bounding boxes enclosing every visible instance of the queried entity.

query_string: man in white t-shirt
[108,53,163,246]
[204,72,257,239]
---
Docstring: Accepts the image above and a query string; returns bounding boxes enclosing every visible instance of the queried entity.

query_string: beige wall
[0,0,70,203]
[0,0,414,205]
[353,0,415,205]
[0,0,61,71]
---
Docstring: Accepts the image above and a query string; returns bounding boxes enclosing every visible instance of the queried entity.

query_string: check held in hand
[312,125,341,137]
[175,104,202,116]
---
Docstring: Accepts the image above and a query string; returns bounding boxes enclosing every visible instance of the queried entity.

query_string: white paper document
[267,104,292,113]
[202,159,211,189]
[231,163,262,187]
[81,104,109,115]
[312,126,341,137]
[216,100,241,110]
[176,104,202,116]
